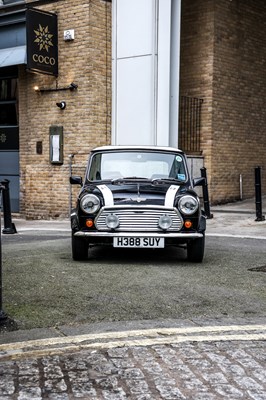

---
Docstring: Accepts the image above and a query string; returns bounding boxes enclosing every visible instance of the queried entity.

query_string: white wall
[112,0,181,147]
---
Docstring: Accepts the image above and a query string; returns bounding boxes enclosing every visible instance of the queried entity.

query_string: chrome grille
[95,206,183,232]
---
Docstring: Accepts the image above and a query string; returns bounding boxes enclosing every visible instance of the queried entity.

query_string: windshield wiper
[151,178,184,185]
[111,176,151,184]
[111,176,185,185]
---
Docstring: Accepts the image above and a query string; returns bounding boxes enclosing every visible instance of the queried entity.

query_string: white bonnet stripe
[164,185,179,207]
[97,185,114,206]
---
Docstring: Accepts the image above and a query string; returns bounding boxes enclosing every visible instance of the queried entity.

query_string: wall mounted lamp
[56,101,66,110]
[34,82,78,93]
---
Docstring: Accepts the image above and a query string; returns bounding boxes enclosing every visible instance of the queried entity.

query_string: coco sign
[26,8,58,76]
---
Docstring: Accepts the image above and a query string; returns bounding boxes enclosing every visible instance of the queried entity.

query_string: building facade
[0,0,265,218]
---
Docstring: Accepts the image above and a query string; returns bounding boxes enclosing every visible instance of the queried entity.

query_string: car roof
[91,145,184,154]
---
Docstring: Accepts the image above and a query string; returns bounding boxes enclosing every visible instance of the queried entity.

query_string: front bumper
[74,231,203,239]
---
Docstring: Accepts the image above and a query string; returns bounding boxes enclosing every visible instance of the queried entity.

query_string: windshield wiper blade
[122,176,149,180]
[151,178,184,185]
[111,176,151,184]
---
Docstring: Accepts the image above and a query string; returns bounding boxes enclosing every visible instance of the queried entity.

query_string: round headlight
[106,213,119,229]
[80,194,100,214]
[158,214,172,230]
[178,195,199,215]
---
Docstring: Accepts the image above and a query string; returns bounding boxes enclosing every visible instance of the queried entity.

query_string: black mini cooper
[70,146,206,262]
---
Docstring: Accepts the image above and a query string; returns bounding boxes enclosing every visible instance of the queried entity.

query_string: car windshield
[88,150,187,182]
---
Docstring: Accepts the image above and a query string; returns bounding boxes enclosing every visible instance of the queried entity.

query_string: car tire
[187,234,205,263]
[72,233,88,261]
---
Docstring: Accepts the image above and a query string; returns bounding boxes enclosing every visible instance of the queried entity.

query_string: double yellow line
[0,324,265,361]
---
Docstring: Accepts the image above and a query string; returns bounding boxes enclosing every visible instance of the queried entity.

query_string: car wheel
[72,233,88,261]
[187,234,205,263]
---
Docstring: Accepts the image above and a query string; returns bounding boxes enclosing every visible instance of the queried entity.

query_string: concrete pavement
[207,195,266,239]
[0,196,265,399]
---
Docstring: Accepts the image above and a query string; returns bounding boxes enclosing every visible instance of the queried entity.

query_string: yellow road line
[1,324,265,350]
[0,332,265,361]
[0,324,265,360]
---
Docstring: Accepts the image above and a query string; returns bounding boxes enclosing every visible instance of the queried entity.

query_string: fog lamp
[158,214,172,230]
[106,213,119,229]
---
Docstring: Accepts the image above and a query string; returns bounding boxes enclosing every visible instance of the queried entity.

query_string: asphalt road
[1,230,265,331]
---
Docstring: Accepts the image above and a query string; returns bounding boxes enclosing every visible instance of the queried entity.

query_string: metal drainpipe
[68,154,75,217]
[239,174,243,200]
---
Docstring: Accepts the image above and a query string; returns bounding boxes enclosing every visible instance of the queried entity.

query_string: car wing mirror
[70,176,83,186]
[193,177,205,187]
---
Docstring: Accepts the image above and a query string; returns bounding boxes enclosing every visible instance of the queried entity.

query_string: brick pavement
[0,323,265,399]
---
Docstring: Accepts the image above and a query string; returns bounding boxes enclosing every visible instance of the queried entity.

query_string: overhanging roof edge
[0,44,26,67]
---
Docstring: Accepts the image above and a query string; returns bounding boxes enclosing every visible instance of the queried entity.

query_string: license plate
[113,237,164,248]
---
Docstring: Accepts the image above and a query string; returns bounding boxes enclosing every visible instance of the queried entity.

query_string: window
[0,78,17,100]
[0,78,18,126]
[88,151,187,182]
[1,1,25,5]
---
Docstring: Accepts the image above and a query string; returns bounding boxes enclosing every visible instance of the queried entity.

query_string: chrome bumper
[74,231,203,239]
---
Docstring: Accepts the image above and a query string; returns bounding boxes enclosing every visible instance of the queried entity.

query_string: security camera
[56,101,66,110]
[69,82,78,90]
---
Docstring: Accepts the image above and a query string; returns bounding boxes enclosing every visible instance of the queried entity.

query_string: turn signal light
[85,219,94,228]
[184,220,192,229]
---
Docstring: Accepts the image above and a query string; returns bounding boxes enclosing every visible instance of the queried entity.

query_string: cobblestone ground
[0,339,265,399]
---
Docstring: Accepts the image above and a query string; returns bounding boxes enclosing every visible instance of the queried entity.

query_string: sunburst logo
[34,24,54,52]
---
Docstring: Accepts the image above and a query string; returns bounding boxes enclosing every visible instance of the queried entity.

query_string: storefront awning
[0,45,26,68]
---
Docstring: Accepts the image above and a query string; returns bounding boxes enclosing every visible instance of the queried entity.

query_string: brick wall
[180,0,215,179]
[212,0,266,203]
[19,0,111,218]
[180,0,266,203]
